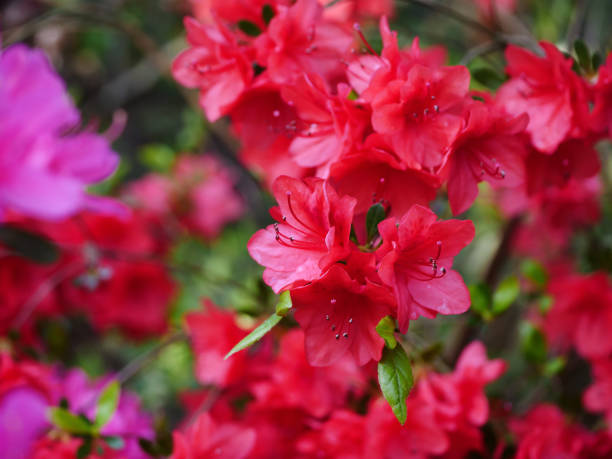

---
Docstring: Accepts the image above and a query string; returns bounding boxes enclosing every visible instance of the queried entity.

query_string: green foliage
[48,407,94,435]
[95,381,120,429]
[492,276,520,316]
[376,316,398,349]
[138,143,175,172]
[469,283,493,321]
[225,311,283,359]
[262,5,275,24]
[275,291,292,316]
[378,345,414,425]
[520,322,548,364]
[238,20,262,37]
[520,259,548,289]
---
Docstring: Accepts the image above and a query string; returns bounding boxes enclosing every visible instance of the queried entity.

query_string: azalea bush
[2,0,612,457]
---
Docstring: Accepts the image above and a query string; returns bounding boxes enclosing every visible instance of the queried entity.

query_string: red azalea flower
[591,52,612,138]
[172,17,254,121]
[170,412,256,459]
[253,0,353,84]
[330,135,440,221]
[370,63,469,170]
[247,176,356,293]
[444,102,528,215]
[185,300,250,387]
[280,73,370,177]
[250,329,367,417]
[497,41,590,153]
[377,205,474,332]
[510,404,593,459]
[70,260,174,339]
[296,409,367,457]
[525,138,601,196]
[31,437,124,459]
[229,86,308,188]
[544,272,612,359]
[291,258,395,367]
[584,358,612,432]
[364,397,449,458]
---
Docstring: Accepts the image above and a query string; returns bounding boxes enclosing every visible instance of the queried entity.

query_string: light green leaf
[469,283,492,321]
[95,381,120,429]
[48,407,93,435]
[275,291,292,316]
[225,313,282,359]
[520,259,548,288]
[376,316,397,349]
[377,345,414,425]
[492,276,520,315]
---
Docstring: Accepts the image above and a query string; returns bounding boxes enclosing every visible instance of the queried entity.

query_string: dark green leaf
[377,345,414,425]
[520,259,548,288]
[155,417,174,455]
[77,438,93,459]
[138,438,160,457]
[225,313,282,359]
[0,225,59,264]
[104,436,125,450]
[469,283,492,321]
[347,89,359,100]
[262,4,275,24]
[237,20,261,37]
[492,276,520,315]
[472,67,505,89]
[538,294,553,314]
[574,39,591,72]
[376,316,397,349]
[48,407,93,435]
[275,291,292,316]
[592,52,602,71]
[95,381,120,429]
[366,203,386,242]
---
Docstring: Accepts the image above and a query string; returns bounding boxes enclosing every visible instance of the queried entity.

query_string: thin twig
[460,40,504,65]
[116,330,188,385]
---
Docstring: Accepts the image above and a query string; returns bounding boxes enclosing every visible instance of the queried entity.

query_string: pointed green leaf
[138,438,160,456]
[237,20,261,37]
[492,276,520,315]
[95,381,120,429]
[377,345,414,425]
[262,4,275,24]
[225,313,282,359]
[376,316,397,349]
[0,225,59,264]
[592,52,602,71]
[366,203,386,241]
[472,67,505,90]
[275,291,292,316]
[48,407,93,435]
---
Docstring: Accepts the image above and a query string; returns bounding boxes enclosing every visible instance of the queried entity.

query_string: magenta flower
[0,45,119,221]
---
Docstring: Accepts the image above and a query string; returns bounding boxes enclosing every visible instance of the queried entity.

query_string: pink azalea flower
[0,45,119,220]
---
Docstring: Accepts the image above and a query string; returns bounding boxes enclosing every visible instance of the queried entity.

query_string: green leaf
[225,313,282,359]
[138,143,175,172]
[469,283,492,321]
[237,20,262,37]
[574,39,591,72]
[154,417,174,455]
[366,203,386,242]
[492,276,520,315]
[104,436,125,450]
[520,259,548,288]
[543,356,566,377]
[472,67,505,90]
[377,345,414,425]
[0,225,59,264]
[520,322,547,364]
[538,294,554,314]
[275,291,292,316]
[95,381,120,429]
[48,407,93,435]
[77,438,93,459]
[347,89,359,101]
[376,316,397,349]
[262,4,275,24]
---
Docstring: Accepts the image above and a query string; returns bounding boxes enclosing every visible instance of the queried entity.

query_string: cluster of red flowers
[175,301,506,458]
